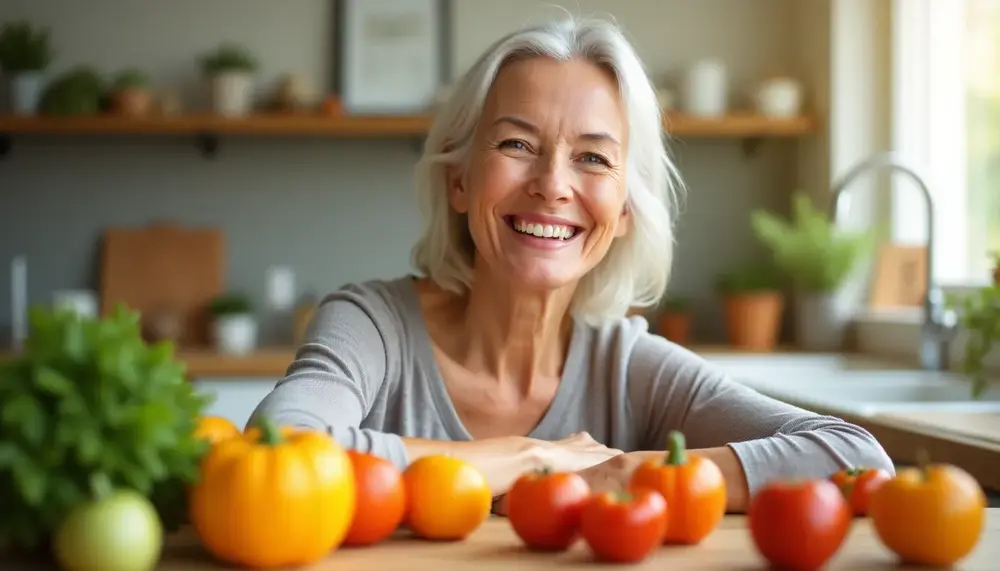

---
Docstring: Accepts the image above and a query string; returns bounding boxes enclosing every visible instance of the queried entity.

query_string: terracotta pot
[112,88,154,117]
[722,292,784,351]
[658,311,691,345]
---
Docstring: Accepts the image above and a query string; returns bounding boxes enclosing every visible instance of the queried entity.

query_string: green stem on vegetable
[665,430,687,465]
[255,416,283,446]
[915,449,931,479]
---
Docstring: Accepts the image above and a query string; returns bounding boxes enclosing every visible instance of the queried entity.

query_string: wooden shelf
[0,111,816,159]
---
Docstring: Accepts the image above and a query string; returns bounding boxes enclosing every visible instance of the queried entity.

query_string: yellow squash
[189,417,356,569]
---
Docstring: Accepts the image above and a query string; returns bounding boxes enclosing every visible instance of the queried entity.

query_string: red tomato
[506,469,591,551]
[748,479,852,571]
[344,450,407,546]
[579,489,668,564]
[829,467,891,516]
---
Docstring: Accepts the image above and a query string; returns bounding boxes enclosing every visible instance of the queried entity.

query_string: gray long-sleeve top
[248,276,895,496]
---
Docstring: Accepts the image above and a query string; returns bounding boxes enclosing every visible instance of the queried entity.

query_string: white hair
[411,15,683,324]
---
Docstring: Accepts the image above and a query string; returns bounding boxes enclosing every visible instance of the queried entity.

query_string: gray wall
[0,0,804,343]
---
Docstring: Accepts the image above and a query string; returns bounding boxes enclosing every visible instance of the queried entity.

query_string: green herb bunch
[0,305,212,554]
[716,263,784,295]
[200,42,259,75]
[751,193,876,293]
[0,21,53,73]
[951,284,1000,398]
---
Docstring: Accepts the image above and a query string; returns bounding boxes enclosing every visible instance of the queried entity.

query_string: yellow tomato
[402,455,492,541]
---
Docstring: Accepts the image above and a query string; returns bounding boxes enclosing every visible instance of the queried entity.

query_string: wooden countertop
[8,511,998,570]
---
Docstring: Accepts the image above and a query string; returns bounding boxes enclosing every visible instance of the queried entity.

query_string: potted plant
[657,296,692,345]
[0,20,54,114]
[751,192,875,352]
[951,284,1000,398]
[109,67,154,117]
[717,263,785,352]
[208,293,257,355]
[200,42,259,117]
[38,66,105,117]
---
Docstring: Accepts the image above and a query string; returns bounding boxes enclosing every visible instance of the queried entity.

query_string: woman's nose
[530,155,573,203]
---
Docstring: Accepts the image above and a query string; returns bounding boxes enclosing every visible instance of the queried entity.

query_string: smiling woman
[248,15,894,512]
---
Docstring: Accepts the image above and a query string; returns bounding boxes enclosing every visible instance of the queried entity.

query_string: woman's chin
[498,262,584,292]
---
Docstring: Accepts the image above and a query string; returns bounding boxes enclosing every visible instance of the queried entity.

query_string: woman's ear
[446,165,469,213]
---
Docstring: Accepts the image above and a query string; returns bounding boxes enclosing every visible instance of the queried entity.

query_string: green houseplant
[109,67,154,116]
[716,263,785,352]
[0,20,54,114]
[751,192,876,351]
[0,305,211,558]
[38,66,105,117]
[208,293,257,355]
[990,250,999,286]
[951,284,1000,398]
[200,42,259,117]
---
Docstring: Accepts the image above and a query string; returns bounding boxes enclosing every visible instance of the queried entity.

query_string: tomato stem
[611,490,633,503]
[256,415,284,446]
[665,430,687,465]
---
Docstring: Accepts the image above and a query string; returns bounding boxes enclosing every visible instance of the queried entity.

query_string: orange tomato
[402,454,492,541]
[829,466,891,516]
[506,468,591,551]
[869,459,986,567]
[579,489,668,564]
[194,415,241,445]
[629,430,726,544]
[344,450,407,546]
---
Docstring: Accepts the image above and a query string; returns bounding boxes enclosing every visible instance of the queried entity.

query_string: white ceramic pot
[7,72,44,115]
[754,77,803,117]
[682,59,727,117]
[209,71,255,117]
[794,291,850,352]
[213,314,258,355]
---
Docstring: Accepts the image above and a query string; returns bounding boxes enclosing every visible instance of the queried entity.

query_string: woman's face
[450,56,630,292]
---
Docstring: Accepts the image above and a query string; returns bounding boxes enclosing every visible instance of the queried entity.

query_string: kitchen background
[0,0,843,346]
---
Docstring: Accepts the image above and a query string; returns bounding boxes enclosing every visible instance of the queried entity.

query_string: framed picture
[334,0,452,115]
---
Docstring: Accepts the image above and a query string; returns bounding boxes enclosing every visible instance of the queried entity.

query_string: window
[891,0,1000,287]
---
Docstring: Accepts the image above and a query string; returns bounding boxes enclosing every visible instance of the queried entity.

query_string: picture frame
[333,0,452,115]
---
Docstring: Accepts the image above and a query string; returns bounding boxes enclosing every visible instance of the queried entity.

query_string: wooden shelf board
[0,111,816,139]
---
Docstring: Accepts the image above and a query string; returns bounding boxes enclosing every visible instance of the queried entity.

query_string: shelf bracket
[740,138,764,158]
[196,132,219,159]
[0,134,11,160]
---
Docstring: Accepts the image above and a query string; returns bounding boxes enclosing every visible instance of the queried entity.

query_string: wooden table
[10,510,998,570]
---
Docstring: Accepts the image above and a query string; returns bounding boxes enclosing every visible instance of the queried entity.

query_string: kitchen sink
[705,353,1000,416]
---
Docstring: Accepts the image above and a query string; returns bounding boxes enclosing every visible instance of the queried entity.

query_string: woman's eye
[499,139,529,152]
[579,152,611,167]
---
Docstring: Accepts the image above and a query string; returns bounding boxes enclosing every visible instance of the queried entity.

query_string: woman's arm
[625,335,895,512]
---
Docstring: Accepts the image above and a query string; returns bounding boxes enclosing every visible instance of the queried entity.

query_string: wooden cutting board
[100,223,224,347]
[877,411,1000,445]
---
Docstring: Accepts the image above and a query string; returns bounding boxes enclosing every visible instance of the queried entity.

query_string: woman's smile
[502,214,585,251]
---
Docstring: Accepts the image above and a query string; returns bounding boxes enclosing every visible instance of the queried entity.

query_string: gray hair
[411,15,683,324]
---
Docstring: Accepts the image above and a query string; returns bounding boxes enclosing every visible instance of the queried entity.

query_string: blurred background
[0,0,998,428]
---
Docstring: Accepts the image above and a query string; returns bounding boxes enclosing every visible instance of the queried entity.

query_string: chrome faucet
[828,152,958,371]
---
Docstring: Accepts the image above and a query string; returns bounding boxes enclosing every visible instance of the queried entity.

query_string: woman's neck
[458,264,577,388]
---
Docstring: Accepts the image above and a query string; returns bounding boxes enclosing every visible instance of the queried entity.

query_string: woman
[249,16,893,512]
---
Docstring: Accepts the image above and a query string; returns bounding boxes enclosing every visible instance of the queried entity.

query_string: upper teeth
[513,218,576,240]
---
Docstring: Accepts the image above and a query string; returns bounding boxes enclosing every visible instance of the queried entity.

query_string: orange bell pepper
[628,430,726,544]
[869,454,986,567]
